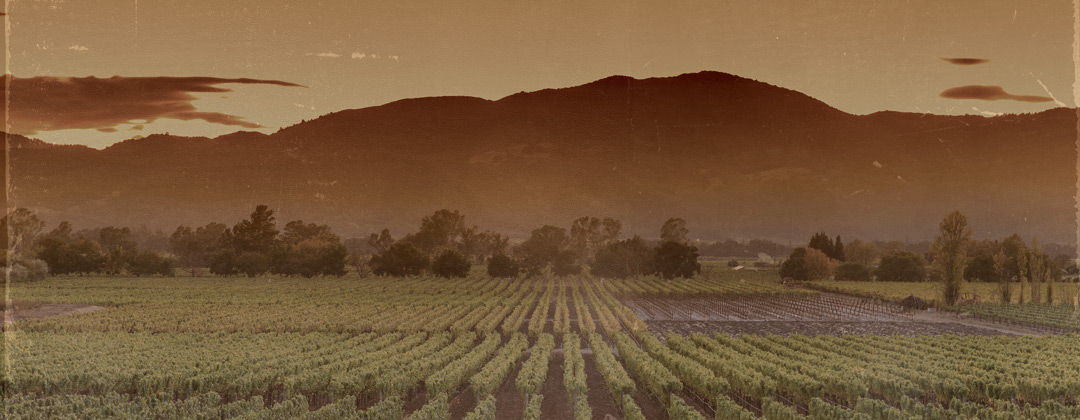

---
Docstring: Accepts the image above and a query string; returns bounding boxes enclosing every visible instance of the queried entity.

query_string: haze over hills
[7,71,1078,245]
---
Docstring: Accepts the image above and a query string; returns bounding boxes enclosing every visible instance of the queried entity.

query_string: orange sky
[4,0,1077,148]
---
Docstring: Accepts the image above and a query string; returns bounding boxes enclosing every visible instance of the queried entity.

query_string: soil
[494,363,525,419]
[582,350,622,420]
[540,353,574,420]
[629,388,667,420]
[3,303,106,325]
[448,386,477,420]
[646,320,1015,336]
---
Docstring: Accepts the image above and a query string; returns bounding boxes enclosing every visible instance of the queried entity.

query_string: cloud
[939,57,989,65]
[68,45,88,51]
[351,52,366,59]
[96,127,118,133]
[939,85,1052,103]
[314,52,341,58]
[1,75,304,135]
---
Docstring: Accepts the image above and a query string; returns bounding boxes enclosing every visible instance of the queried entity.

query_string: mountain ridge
[7,71,1078,244]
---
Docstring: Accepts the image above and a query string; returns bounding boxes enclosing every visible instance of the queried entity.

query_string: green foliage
[780,247,808,281]
[486,253,520,278]
[208,250,238,276]
[653,241,701,279]
[127,250,176,277]
[432,248,471,278]
[235,251,270,277]
[227,205,280,254]
[36,236,105,275]
[964,253,996,282]
[931,211,972,305]
[835,262,871,281]
[592,236,654,279]
[516,225,574,276]
[875,251,927,282]
[370,242,430,277]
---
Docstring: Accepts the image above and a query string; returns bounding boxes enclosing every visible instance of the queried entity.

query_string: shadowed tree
[171,222,227,276]
[592,236,653,279]
[653,241,700,279]
[368,229,395,254]
[875,251,927,282]
[228,205,280,254]
[844,239,880,267]
[569,216,622,263]
[516,225,574,277]
[370,242,430,277]
[1,207,45,261]
[486,253,520,279]
[660,218,689,244]
[432,249,471,278]
[780,248,809,281]
[405,209,466,254]
[993,250,1011,303]
[930,211,972,305]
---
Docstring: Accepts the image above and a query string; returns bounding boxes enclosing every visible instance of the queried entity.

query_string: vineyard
[4,274,1080,419]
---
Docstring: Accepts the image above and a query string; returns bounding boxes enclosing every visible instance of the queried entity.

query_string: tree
[1027,239,1052,304]
[281,220,338,245]
[963,254,997,282]
[570,216,622,263]
[835,262,871,281]
[875,251,927,282]
[779,248,809,281]
[370,242,430,277]
[803,248,837,281]
[516,225,572,277]
[127,250,175,276]
[592,236,654,279]
[552,250,582,276]
[170,222,227,276]
[208,250,238,276]
[235,252,270,277]
[406,209,466,254]
[653,241,700,279]
[228,205,280,254]
[660,218,689,244]
[36,234,105,276]
[844,239,880,267]
[368,229,395,254]
[460,227,510,264]
[273,239,348,277]
[1,207,45,260]
[486,253,520,279]
[999,234,1027,281]
[930,211,972,306]
[432,249,471,278]
[807,232,844,261]
[993,250,1012,303]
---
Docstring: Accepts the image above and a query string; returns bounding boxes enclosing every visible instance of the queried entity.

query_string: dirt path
[582,351,621,420]
[540,353,574,420]
[909,310,1049,336]
[3,303,106,325]
[494,362,525,420]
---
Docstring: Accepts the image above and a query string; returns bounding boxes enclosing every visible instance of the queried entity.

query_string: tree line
[779,211,1078,305]
[2,206,703,280]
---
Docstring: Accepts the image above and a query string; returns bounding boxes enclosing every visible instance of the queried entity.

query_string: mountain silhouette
[8,71,1077,244]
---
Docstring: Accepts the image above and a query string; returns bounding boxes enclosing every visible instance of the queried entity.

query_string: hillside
[7,71,1078,243]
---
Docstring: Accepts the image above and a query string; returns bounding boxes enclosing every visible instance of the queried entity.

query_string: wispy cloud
[68,45,88,51]
[2,75,305,135]
[939,85,1052,103]
[314,52,341,58]
[939,57,990,65]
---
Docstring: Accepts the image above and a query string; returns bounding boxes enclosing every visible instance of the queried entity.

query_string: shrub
[486,253,519,278]
[592,236,653,279]
[779,248,808,281]
[208,250,238,276]
[727,259,740,267]
[8,259,49,281]
[370,242,429,277]
[236,252,270,277]
[835,262,871,281]
[432,249,471,278]
[803,248,837,281]
[653,241,701,279]
[128,250,176,277]
[875,251,927,282]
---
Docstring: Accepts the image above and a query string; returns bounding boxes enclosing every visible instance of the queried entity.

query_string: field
[4,273,1080,420]
[808,280,1080,305]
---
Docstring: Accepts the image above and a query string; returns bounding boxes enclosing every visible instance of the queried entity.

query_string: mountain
[7,71,1078,244]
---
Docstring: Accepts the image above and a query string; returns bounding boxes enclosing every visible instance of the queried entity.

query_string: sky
[3,0,1078,148]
